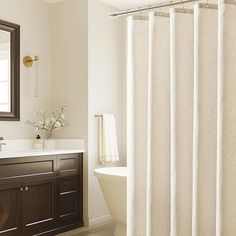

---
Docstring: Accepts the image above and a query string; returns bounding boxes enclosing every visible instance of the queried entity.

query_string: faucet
[0,137,6,151]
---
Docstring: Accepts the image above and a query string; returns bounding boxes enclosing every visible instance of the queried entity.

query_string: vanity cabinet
[0,153,83,236]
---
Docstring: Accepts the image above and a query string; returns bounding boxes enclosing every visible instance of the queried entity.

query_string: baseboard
[39,221,84,236]
[56,218,114,235]
[88,214,113,226]
[83,216,89,227]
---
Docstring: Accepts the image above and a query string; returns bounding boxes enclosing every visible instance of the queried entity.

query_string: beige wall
[51,0,89,225]
[51,0,88,141]
[0,0,52,138]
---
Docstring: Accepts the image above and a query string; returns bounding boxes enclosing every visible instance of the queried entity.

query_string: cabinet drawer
[58,154,80,176]
[59,177,78,195]
[0,156,56,181]
[59,197,78,219]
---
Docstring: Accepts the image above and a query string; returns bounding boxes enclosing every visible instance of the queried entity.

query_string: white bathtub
[94,167,127,236]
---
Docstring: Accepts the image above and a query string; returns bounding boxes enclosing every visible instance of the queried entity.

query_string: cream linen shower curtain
[127,0,236,236]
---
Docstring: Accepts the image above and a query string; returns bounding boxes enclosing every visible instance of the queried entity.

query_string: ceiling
[100,0,163,10]
[42,0,65,4]
[42,0,162,10]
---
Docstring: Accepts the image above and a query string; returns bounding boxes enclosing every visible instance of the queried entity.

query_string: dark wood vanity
[0,153,83,236]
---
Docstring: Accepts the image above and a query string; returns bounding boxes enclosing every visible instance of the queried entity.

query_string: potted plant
[26,106,67,149]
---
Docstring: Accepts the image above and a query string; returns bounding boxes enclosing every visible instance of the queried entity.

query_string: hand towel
[98,114,119,163]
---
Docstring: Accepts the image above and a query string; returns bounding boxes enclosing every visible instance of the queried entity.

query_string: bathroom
[1,0,236,235]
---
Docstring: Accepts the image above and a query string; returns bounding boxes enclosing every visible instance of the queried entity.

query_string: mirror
[0,19,20,121]
[0,30,11,112]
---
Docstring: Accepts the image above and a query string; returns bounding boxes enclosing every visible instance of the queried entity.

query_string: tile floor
[57,222,115,236]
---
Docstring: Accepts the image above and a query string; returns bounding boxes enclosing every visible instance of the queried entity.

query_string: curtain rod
[95,114,116,118]
[109,0,198,17]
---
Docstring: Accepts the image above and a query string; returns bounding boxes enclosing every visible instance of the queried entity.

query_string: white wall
[0,0,52,138]
[88,0,126,224]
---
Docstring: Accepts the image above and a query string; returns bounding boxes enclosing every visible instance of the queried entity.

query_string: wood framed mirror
[0,19,20,121]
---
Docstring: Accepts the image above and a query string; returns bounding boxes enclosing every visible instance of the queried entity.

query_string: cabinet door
[0,183,22,236]
[22,178,56,234]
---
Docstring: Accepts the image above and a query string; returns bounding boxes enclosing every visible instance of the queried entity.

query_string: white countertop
[0,148,85,159]
[0,139,85,159]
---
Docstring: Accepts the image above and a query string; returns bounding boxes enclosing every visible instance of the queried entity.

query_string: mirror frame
[0,19,20,121]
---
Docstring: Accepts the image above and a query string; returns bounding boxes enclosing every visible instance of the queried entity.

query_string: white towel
[98,114,119,163]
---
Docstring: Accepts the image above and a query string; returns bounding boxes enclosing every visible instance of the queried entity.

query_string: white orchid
[26,106,67,139]
[55,121,61,128]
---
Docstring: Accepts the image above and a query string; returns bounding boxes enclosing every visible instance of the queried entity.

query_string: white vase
[44,139,55,149]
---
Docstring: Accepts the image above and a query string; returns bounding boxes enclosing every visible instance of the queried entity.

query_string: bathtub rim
[94,167,127,181]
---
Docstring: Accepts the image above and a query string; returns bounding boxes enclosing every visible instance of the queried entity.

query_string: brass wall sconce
[23,55,40,97]
[23,55,39,68]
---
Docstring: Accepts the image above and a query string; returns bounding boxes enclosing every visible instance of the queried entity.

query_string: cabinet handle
[20,187,24,191]
[25,186,29,191]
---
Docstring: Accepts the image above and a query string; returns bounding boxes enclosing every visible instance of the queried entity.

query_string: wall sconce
[23,55,40,97]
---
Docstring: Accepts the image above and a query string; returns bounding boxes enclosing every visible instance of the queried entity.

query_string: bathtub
[94,167,127,236]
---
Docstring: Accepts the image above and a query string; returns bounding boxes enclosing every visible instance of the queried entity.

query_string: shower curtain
[127,0,236,235]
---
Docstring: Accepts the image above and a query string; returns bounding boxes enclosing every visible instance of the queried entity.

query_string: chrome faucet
[0,137,6,151]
